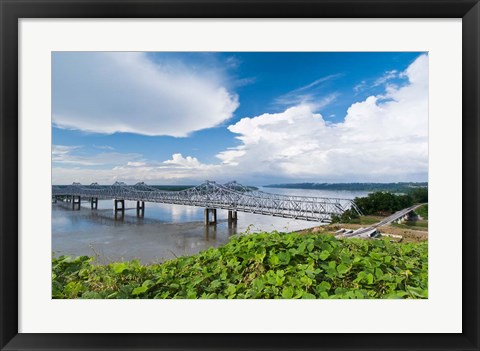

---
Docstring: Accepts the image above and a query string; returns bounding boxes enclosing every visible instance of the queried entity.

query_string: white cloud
[274,74,341,107]
[94,145,115,151]
[52,145,96,166]
[373,69,399,87]
[52,144,143,167]
[126,161,146,167]
[215,54,429,182]
[52,152,225,184]
[52,145,80,157]
[52,54,429,185]
[163,153,206,169]
[52,52,239,137]
[353,80,367,94]
[225,56,241,69]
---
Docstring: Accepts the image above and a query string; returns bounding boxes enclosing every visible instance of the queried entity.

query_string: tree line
[332,187,428,223]
[265,182,428,192]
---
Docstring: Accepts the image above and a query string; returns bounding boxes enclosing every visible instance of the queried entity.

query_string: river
[52,187,369,263]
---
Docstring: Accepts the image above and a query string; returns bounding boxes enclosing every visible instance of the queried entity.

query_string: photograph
[51,51,429,299]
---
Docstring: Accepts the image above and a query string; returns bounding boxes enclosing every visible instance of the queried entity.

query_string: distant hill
[263,182,428,192]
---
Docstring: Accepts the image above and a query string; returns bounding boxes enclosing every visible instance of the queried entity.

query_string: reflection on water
[52,187,368,263]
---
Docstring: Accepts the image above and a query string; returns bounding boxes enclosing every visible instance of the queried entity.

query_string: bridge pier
[228,210,238,223]
[91,197,98,210]
[204,208,217,225]
[114,199,125,214]
[52,196,57,204]
[407,211,419,221]
[395,212,412,224]
[136,201,145,217]
[72,195,81,210]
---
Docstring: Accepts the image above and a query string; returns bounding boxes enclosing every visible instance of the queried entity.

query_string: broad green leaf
[187,290,197,299]
[269,254,280,266]
[301,292,316,299]
[142,280,154,288]
[112,262,128,274]
[407,286,428,298]
[319,250,330,261]
[132,286,148,295]
[337,264,349,275]
[226,285,236,295]
[316,281,331,293]
[282,286,294,299]
[252,278,265,292]
[277,252,291,264]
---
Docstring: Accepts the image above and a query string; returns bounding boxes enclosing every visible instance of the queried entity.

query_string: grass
[345,215,384,225]
[392,220,428,231]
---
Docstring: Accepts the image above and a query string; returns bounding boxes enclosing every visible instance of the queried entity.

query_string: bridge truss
[52,181,362,222]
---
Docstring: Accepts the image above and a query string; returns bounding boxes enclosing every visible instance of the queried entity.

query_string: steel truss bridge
[52,181,362,223]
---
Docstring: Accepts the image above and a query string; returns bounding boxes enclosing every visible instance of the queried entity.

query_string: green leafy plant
[52,232,428,299]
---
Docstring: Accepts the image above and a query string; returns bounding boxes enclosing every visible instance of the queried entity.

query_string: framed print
[1,0,479,350]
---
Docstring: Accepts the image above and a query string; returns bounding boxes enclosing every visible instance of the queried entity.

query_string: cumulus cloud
[52,152,225,184]
[163,153,205,168]
[215,54,429,182]
[52,52,239,137]
[52,54,429,185]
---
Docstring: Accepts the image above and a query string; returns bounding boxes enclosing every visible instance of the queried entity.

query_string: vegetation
[331,192,412,223]
[264,182,427,192]
[331,188,428,224]
[331,208,361,223]
[331,215,383,226]
[392,221,428,231]
[415,204,428,219]
[354,192,414,215]
[53,232,428,299]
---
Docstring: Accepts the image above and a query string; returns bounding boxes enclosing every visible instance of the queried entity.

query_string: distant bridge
[52,181,362,224]
[335,204,425,239]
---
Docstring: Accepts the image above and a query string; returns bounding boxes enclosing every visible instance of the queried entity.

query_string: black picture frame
[1,1,479,350]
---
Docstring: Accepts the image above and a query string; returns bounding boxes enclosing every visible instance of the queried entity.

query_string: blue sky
[52,52,428,185]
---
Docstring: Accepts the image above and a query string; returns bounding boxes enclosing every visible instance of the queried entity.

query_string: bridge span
[52,181,362,224]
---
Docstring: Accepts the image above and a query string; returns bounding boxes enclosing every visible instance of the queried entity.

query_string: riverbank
[53,231,428,299]
[298,204,428,243]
